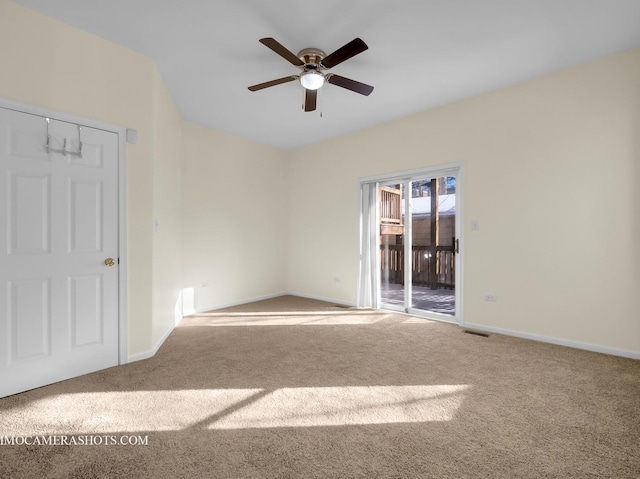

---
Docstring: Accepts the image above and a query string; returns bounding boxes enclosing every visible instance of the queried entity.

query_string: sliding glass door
[408,176,456,317]
[378,170,459,322]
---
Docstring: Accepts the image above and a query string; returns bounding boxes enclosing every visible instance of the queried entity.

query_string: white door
[0,107,119,398]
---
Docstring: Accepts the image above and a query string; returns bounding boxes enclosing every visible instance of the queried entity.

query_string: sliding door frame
[358,162,465,325]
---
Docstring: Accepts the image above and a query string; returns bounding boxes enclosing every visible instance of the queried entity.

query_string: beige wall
[150,65,184,346]
[181,122,287,313]
[0,1,182,356]
[2,0,638,357]
[288,48,640,354]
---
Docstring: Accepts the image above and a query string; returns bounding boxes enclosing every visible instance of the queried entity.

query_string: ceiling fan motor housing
[297,48,326,70]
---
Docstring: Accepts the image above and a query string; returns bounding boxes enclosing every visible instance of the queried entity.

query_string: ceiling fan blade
[327,75,374,96]
[259,37,304,66]
[304,89,317,112]
[320,38,368,69]
[248,76,297,92]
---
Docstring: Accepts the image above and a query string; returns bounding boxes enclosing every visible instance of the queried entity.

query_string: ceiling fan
[248,37,374,112]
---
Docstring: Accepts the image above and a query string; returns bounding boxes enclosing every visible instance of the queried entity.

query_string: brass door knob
[104,258,115,267]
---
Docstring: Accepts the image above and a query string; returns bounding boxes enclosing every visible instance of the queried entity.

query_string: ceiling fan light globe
[300,71,325,90]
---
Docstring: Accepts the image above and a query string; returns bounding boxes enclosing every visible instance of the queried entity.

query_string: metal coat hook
[45,117,83,158]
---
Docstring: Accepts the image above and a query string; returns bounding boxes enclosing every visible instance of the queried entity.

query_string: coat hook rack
[45,118,83,158]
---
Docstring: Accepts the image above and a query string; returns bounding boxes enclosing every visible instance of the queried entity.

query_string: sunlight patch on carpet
[2,385,469,434]
[0,389,263,434]
[184,311,388,326]
[209,385,470,429]
[403,317,437,324]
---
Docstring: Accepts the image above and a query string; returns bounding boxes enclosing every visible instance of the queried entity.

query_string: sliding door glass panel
[410,176,456,316]
[379,182,405,310]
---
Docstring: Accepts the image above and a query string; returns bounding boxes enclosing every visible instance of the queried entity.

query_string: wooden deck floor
[381,283,455,315]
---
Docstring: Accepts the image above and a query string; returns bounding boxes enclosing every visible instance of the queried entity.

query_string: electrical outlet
[484,294,497,302]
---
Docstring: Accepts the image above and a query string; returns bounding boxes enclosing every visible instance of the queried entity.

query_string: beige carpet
[1,295,639,478]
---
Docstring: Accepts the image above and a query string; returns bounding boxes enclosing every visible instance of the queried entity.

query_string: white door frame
[0,97,128,364]
[358,162,465,326]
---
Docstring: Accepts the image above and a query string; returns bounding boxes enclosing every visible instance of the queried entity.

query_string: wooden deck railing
[380,244,455,289]
[380,186,402,225]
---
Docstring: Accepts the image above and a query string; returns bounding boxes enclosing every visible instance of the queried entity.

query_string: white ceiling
[12,0,640,150]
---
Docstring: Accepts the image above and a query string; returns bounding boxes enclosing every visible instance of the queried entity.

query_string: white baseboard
[127,318,181,363]
[463,322,640,360]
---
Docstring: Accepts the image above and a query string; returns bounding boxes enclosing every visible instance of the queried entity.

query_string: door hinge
[455,239,459,254]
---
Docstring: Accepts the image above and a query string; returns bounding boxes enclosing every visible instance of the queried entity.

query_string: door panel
[69,179,103,252]
[409,176,456,317]
[9,278,50,362]
[0,108,119,398]
[69,274,103,348]
[9,172,51,254]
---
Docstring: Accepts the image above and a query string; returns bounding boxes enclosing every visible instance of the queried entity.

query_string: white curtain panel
[357,182,379,308]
